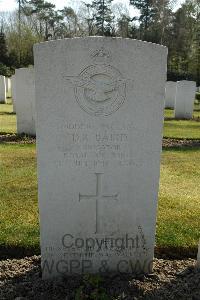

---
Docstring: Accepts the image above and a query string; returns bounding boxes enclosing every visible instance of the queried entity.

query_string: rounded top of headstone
[33,36,168,54]
[177,80,196,86]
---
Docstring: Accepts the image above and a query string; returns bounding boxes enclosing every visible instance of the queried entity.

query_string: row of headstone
[33,37,168,278]
[165,80,196,119]
[0,76,13,103]
[12,68,36,135]
[0,72,35,135]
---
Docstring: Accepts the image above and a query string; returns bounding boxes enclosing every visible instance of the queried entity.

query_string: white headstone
[5,77,11,92]
[164,81,176,109]
[175,80,196,119]
[15,68,36,135]
[5,77,12,101]
[34,37,167,279]
[0,75,6,103]
[11,75,16,113]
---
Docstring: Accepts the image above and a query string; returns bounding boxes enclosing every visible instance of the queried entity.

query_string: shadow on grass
[0,244,40,260]
[162,139,200,149]
[0,133,36,144]
[155,246,197,259]
[163,145,200,152]
[0,111,15,115]
[165,117,200,121]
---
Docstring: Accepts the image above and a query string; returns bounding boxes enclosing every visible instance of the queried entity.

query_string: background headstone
[164,81,176,109]
[11,75,16,113]
[34,37,167,279]
[0,75,6,103]
[175,80,196,119]
[5,77,11,99]
[15,68,36,135]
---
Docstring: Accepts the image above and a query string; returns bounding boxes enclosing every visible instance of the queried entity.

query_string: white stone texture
[175,80,196,119]
[15,68,36,135]
[34,37,167,278]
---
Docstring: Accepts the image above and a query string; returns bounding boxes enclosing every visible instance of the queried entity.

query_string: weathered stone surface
[164,81,176,109]
[15,68,36,135]
[175,80,196,119]
[34,37,167,278]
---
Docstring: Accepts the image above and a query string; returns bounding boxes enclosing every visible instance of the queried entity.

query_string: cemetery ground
[0,102,200,299]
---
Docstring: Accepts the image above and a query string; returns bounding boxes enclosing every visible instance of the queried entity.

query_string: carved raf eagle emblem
[64,48,127,116]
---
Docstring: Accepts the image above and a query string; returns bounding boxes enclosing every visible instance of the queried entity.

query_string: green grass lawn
[158,147,200,252]
[0,143,199,256]
[163,103,200,139]
[0,144,39,253]
[0,103,200,257]
[163,119,200,139]
[0,103,16,134]
[1,103,200,139]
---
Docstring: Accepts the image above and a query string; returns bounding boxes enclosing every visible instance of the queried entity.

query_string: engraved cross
[79,173,119,234]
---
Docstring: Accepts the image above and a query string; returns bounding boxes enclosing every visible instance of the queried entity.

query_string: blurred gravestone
[175,80,196,119]
[165,81,176,109]
[11,75,16,113]
[0,76,6,103]
[5,77,11,99]
[15,68,36,135]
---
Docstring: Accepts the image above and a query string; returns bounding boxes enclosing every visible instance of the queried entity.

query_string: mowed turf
[158,147,200,251]
[163,119,200,139]
[0,143,200,254]
[1,103,200,138]
[0,103,16,134]
[164,103,200,139]
[0,103,200,256]
[0,144,39,251]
